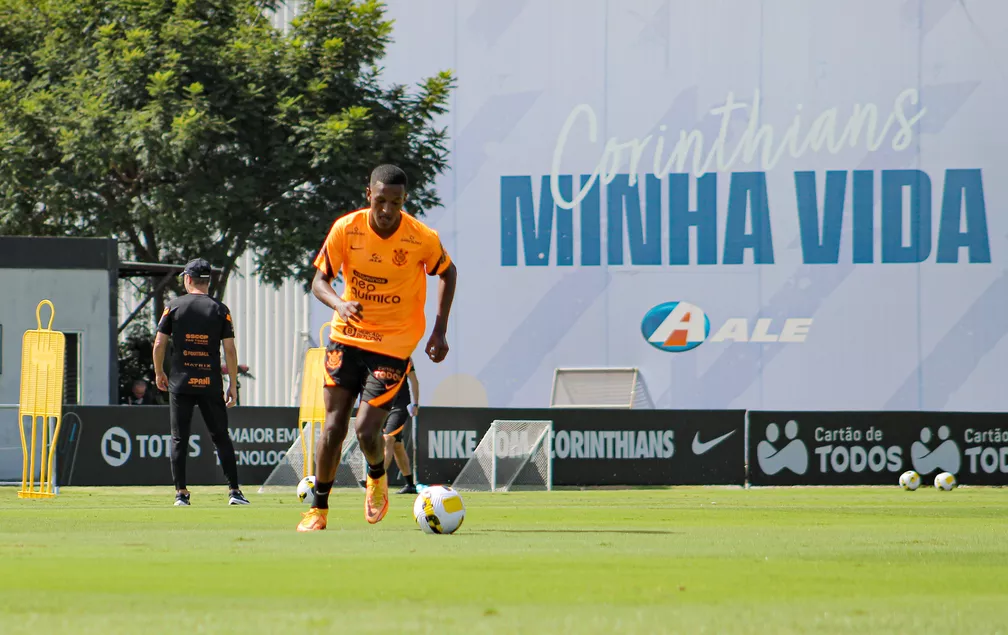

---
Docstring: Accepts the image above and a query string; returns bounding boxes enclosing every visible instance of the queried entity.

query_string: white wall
[220,252,313,407]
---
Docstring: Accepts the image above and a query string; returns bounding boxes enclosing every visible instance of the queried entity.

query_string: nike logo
[350,246,363,250]
[692,430,735,455]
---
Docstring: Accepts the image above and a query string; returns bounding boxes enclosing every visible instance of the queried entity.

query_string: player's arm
[432,261,457,338]
[424,237,456,363]
[222,338,238,407]
[221,307,238,407]
[407,368,420,416]
[153,306,172,391]
[311,221,361,321]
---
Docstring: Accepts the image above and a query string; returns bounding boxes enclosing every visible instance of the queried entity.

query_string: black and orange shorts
[383,384,412,442]
[323,341,411,409]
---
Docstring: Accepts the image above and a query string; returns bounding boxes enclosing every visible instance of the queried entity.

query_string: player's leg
[357,357,411,523]
[393,440,415,494]
[313,385,356,502]
[168,392,196,506]
[298,342,362,532]
[195,394,248,505]
[383,395,415,493]
[354,401,392,523]
[383,433,396,471]
[381,392,408,471]
[297,386,355,531]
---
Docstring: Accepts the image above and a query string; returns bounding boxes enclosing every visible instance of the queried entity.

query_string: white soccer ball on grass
[898,470,921,491]
[413,485,466,535]
[297,475,316,503]
[934,472,957,491]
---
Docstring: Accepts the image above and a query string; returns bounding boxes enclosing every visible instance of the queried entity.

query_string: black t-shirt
[157,294,234,394]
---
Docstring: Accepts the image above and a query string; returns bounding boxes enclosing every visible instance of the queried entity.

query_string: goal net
[549,367,654,409]
[258,420,365,492]
[451,420,553,492]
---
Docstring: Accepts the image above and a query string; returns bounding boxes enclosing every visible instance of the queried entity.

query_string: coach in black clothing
[153,258,249,507]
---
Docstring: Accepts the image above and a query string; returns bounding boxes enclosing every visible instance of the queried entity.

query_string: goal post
[549,367,654,409]
[451,420,553,493]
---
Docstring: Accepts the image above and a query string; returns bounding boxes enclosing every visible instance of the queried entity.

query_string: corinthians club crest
[392,248,408,267]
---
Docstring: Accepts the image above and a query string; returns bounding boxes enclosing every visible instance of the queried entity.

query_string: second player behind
[383,360,419,495]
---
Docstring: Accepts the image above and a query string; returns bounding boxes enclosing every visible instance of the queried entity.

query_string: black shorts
[323,341,411,409]
[383,386,411,442]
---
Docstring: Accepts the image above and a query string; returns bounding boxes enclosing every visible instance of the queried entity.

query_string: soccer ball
[934,472,957,491]
[297,475,316,503]
[898,470,921,491]
[413,485,466,535]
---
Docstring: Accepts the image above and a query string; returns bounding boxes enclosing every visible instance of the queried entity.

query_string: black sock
[314,480,333,509]
[367,462,386,480]
[404,474,414,487]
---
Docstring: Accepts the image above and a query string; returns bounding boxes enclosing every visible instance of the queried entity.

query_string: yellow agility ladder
[296,323,331,478]
[18,300,65,499]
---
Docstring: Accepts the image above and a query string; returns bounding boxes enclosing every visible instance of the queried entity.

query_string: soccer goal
[258,420,365,492]
[549,367,654,409]
[451,420,553,492]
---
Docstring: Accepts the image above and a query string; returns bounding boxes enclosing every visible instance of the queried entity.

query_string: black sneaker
[228,490,250,505]
[174,493,191,507]
[397,484,418,495]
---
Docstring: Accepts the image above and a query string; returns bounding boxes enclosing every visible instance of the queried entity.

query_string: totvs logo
[641,301,813,352]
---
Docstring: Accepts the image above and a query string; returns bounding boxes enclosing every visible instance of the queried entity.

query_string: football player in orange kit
[297,164,456,531]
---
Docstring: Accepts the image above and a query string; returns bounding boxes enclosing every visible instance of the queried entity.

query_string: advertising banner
[747,411,1008,485]
[417,407,745,486]
[61,406,298,487]
[309,0,1008,412]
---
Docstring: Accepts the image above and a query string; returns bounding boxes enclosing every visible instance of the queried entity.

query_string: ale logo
[641,302,814,352]
[640,302,711,352]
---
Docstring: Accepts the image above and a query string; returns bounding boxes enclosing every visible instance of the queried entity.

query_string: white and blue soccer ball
[413,485,466,535]
[934,472,957,491]
[899,470,921,491]
[297,475,316,503]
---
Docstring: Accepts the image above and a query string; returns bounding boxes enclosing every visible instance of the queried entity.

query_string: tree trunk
[213,238,248,300]
[153,288,166,329]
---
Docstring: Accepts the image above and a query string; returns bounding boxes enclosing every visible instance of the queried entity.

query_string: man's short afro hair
[370,164,408,188]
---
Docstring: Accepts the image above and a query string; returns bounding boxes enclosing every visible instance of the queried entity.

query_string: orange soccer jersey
[313,209,452,359]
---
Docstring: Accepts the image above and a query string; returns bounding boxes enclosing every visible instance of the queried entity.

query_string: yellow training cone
[18,300,65,499]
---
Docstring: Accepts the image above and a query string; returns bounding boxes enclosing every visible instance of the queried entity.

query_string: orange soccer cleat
[364,473,389,524]
[297,507,328,532]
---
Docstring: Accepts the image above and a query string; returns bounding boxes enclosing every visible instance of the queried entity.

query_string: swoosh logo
[692,430,736,455]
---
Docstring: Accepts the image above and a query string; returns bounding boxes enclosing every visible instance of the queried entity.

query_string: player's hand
[155,372,168,391]
[408,403,419,417]
[425,330,449,363]
[336,300,363,322]
[225,383,238,408]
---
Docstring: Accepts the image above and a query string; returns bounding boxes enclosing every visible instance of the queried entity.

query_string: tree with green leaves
[0,0,454,316]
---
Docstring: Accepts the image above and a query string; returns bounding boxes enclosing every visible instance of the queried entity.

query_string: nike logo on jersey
[692,430,736,455]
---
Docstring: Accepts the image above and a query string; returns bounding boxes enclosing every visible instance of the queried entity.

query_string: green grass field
[1,486,1007,634]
